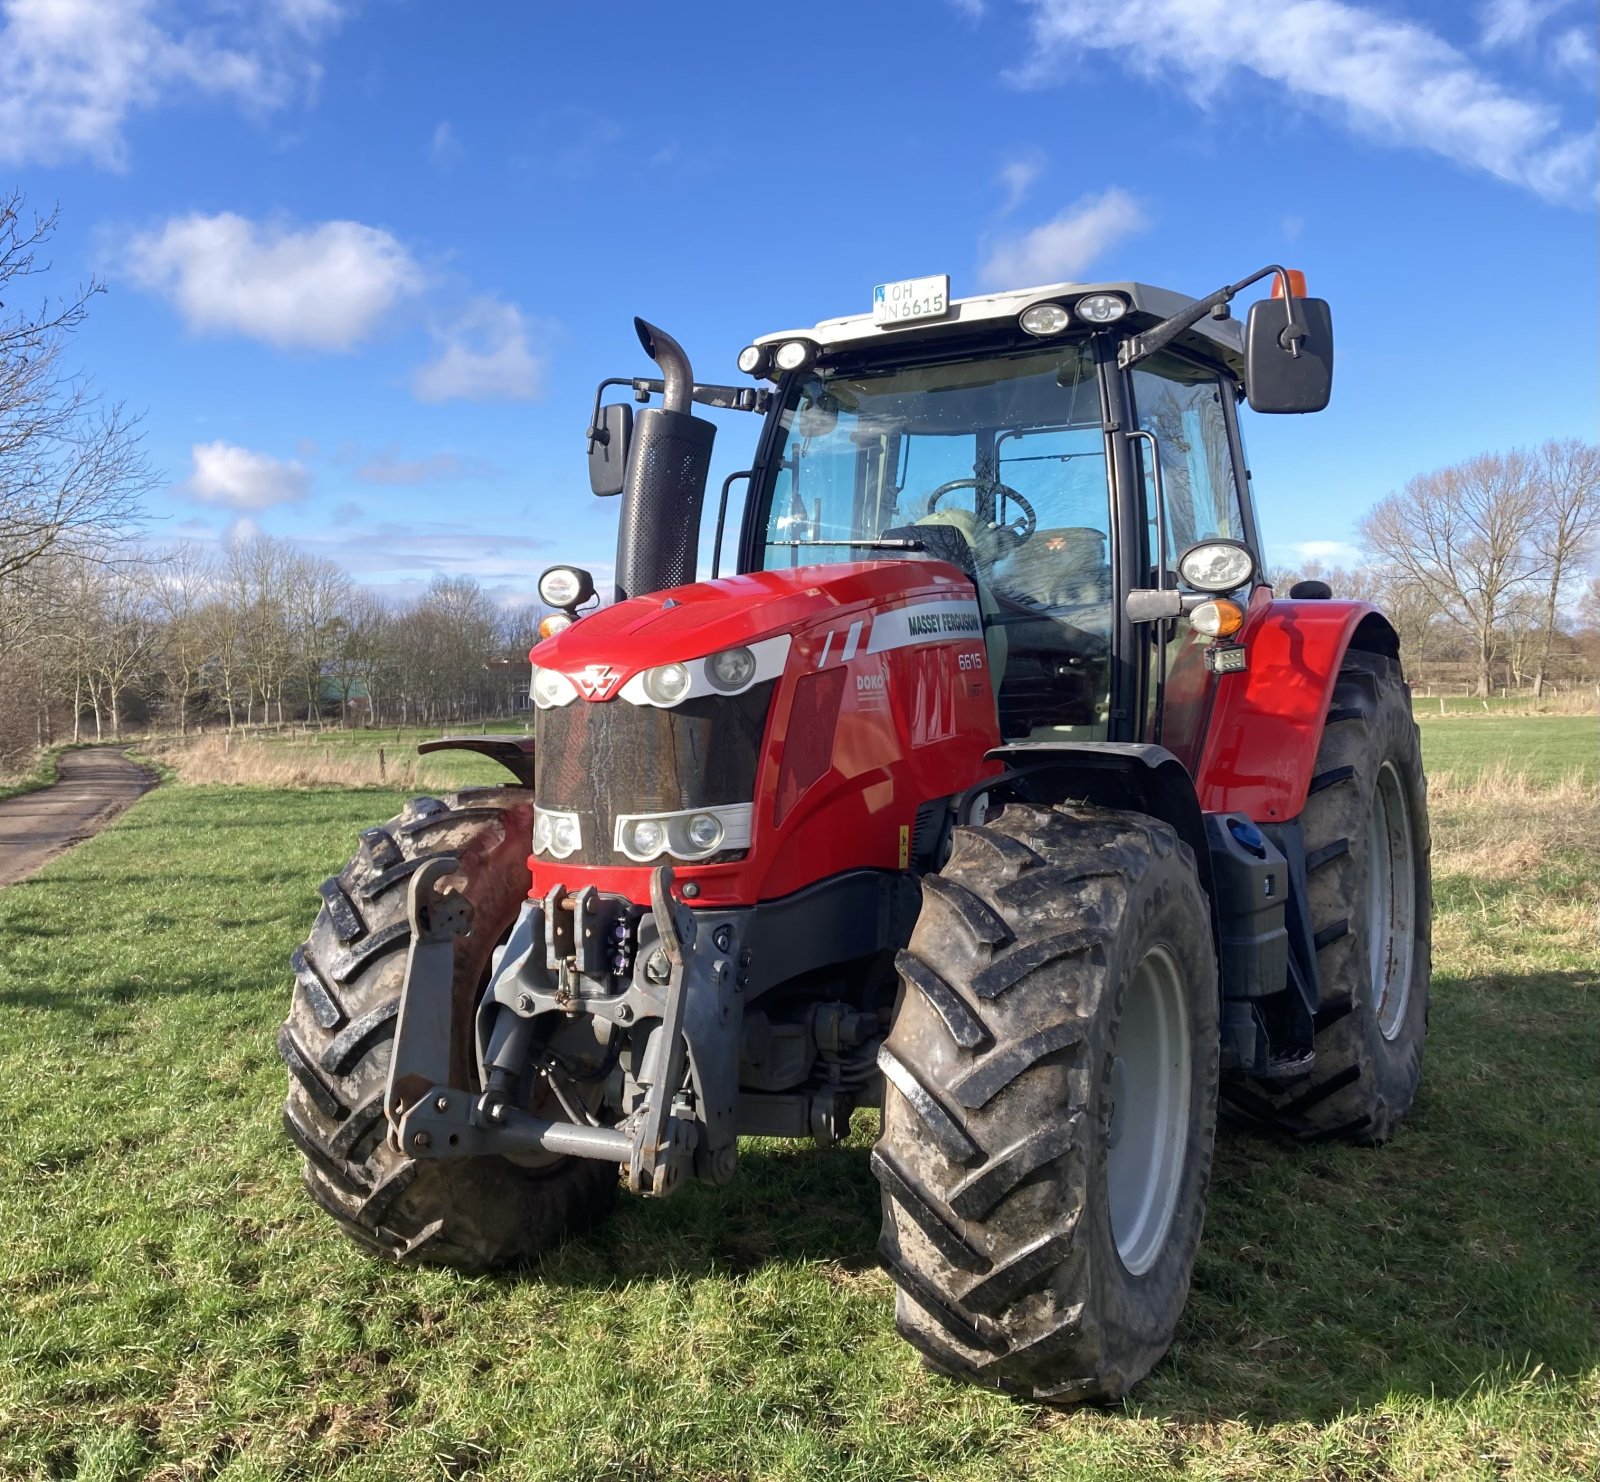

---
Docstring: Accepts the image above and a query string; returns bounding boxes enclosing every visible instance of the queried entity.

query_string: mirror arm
[1118,264,1306,371]
[587,377,637,453]
[627,377,770,414]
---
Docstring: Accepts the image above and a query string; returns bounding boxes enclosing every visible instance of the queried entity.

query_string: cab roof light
[1271,269,1309,299]
[1019,302,1071,337]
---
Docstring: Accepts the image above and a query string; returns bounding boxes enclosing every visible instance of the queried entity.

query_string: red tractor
[280,267,1430,1401]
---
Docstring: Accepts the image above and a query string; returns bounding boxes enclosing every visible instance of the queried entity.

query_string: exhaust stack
[613,317,716,604]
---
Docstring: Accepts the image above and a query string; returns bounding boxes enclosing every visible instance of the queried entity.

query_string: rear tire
[873,802,1219,1402]
[278,787,616,1271]
[1237,653,1432,1141]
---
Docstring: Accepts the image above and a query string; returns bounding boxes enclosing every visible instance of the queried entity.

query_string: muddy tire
[873,802,1219,1402]
[278,787,616,1270]
[1237,652,1432,1141]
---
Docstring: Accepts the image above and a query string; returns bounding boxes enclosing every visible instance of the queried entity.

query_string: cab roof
[754,279,1245,377]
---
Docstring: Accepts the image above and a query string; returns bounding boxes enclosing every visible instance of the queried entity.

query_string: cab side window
[1129,354,1245,568]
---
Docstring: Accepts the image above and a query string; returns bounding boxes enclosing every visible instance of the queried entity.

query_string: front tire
[278,787,616,1271]
[873,802,1219,1402]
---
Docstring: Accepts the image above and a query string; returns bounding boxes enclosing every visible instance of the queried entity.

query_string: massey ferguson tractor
[279,266,1430,1401]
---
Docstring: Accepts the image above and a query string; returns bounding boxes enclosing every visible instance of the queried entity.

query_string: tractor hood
[530,559,974,697]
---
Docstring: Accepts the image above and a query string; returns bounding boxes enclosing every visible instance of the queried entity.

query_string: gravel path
[0,748,156,887]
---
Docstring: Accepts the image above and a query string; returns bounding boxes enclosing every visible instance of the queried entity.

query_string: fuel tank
[527,561,1003,907]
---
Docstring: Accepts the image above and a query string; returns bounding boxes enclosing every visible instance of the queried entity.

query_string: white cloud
[124,212,424,351]
[429,119,460,166]
[978,187,1148,289]
[186,441,310,510]
[1551,26,1598,79]
[1292,540,1361,564]
[354,451,498,485]
[1477,0,1569,49]
[412,297,543,404]
[0,0,345,170]
[950,0,986,17]
[1018,0,1598,205]
[998,156,1042,215]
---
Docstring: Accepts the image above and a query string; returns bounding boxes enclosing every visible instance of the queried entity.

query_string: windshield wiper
[766,538,926,550]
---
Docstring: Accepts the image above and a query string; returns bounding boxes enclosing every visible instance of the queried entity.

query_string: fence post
[379,747,386,781]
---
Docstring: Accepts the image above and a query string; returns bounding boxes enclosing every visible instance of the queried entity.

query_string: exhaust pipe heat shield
[614,318,715,603]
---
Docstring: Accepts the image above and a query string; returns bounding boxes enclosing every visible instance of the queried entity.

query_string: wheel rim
[1368,759,1416,1040]
[1106,944,1191,1276]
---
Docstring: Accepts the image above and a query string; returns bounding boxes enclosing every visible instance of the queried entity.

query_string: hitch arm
[628,865,698,1196]
[385,857,470,1141]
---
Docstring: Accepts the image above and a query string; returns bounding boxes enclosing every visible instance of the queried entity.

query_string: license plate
[873,274,950,326]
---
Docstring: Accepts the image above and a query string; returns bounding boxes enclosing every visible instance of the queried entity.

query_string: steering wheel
[926,478,1037,544]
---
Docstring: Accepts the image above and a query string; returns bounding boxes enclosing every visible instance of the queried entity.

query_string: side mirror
[587,402,633,496]
[1245,297,1333,413]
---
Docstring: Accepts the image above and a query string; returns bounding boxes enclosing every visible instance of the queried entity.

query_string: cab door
[1125,352,1258,772]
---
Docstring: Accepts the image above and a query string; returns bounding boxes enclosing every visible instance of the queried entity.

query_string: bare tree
[1361,451,1543,696]
[225,535,294,726]
[331,588,390,727]
[92,566,158,739]
[0,194,154,603]
[283,551,353,727]
[151,543,216,735]
[1528,439,1600,696]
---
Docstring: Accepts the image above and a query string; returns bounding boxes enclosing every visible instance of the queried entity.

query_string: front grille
[535,683,774,865]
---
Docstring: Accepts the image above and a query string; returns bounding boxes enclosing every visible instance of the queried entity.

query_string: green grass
[1416,713,1597,786]
[0,745,61,802]
[0,726,1596,1479]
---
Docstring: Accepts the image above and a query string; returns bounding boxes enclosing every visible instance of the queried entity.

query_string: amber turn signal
[1191,599,1245,639]
[538,613,574,640]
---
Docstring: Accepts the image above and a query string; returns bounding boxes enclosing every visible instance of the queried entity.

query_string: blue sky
[4,0,1595,604]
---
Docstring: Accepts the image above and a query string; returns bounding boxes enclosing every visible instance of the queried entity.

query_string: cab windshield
[756,341,1114,740]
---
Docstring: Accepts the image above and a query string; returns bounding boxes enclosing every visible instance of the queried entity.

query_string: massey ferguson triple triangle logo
[575,664,620,699]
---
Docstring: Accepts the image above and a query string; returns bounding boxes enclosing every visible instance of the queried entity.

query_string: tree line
[1271,440,1600,698]
[0,536,546,765]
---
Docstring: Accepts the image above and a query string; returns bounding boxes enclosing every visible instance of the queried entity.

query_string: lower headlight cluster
[614,803,753,864]
[532,806,583,859]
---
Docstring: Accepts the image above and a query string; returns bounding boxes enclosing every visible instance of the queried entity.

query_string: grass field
[0,746,61,803]
[0,719,1595,1480]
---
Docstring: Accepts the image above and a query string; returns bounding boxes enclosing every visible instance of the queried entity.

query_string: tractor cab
[581,269,1333,767]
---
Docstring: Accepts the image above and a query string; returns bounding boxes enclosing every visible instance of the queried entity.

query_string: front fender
[1195,598,1398,823]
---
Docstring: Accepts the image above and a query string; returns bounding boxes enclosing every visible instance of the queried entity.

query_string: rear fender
[1195,599,1398,823]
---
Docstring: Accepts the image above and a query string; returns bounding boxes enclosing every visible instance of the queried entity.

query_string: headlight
[614,804,753,863]
[1074,292,1128,324]
[533,807,583,859]
[1019,302,1070,337]
[531,666,579,709]
[629,819,667,858]
[705,646,757,692]
[537,565,595,609]
[1177,539,1255,593]
[774,339,816,372]
[686,813,723,850]
[737,344,768,376]
[640,662,692,705]
[618,634,792,707]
